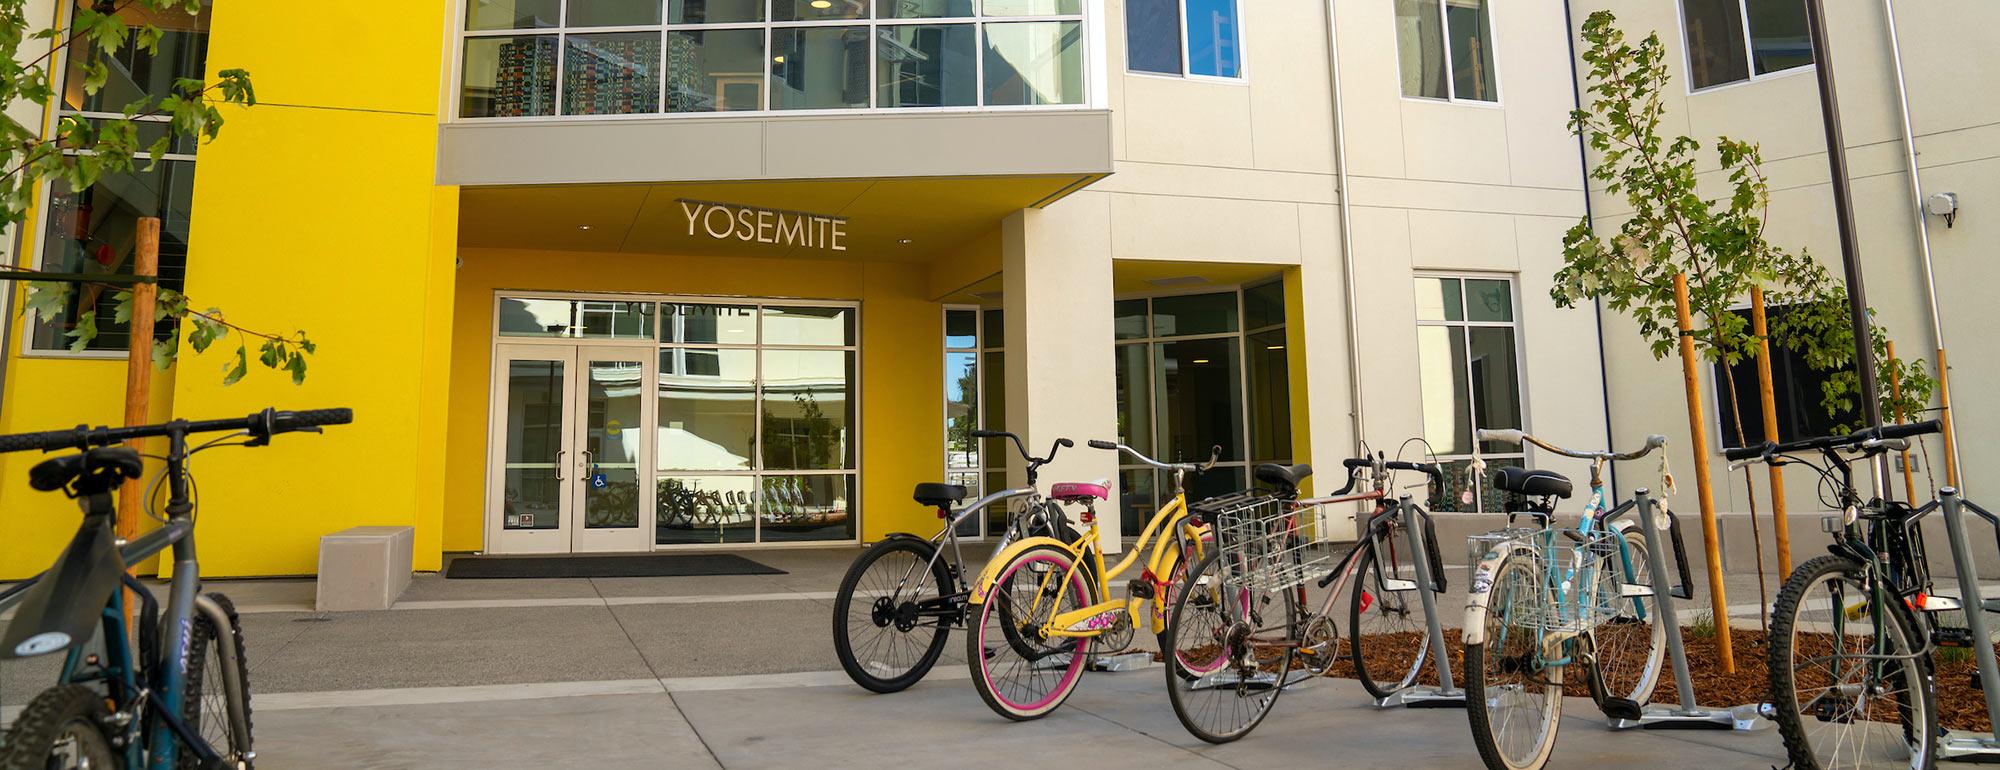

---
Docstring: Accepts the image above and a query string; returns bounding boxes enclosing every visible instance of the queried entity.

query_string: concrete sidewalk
[0,546,1906,768]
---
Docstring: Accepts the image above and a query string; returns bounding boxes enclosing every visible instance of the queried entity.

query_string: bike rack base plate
[1375,686,1467,709]
[1941,731,2000,761]
[1086,652,1155,672]
[1608,703,1768,731]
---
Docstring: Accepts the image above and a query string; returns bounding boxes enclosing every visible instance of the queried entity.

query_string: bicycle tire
[0,685,119,770]
[1349,541,1431,699]
[1163,548,1293,743]
[1465,552,1563,770]
[965,544,1091,720]
[1583,525,1665,710]
[1767,554,1937,770]
[833,537,956,693]
[182,591,254,769]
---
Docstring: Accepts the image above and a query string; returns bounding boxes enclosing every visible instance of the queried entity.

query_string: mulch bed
[1314,627,1994,733]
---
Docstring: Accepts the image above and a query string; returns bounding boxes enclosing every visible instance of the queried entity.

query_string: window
[458,0,1086,118]
[1414,276,1523,513]
[646,299,857,545]
[30,2,208,354]
[1394,0,1496,102]
[1680,0,1812,91]
[942,306,1010,537]
[1125,0,1243,79]
[1710,306,1853,448]
[1113,282,1291,535]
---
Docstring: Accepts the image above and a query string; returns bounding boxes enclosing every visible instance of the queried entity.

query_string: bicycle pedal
[1599,697,1644,721]
[1935,626,1974,649]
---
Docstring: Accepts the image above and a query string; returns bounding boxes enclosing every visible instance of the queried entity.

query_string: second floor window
[1125,0,1243,79]
[1681,0,1813,91]
[457,0,1086,118]
[1394,0,1497,103]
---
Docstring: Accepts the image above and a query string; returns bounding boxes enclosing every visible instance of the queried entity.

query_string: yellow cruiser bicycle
[963,439,1217,720]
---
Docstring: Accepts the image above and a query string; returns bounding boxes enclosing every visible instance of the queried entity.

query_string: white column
[1002,198,1123,553]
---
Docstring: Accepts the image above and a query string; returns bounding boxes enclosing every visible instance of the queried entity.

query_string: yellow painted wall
[444,248,945,554]
[147,0,457,576]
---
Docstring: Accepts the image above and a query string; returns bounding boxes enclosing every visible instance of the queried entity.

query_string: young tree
[1553,11,1933,663]
[2,0,313,383]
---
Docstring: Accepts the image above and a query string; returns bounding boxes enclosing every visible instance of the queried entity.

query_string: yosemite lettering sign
[679,199,847,251]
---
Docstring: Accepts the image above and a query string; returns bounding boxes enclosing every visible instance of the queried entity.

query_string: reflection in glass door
[573,347,651,552]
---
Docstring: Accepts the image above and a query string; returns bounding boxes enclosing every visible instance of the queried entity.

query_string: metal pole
[1402,495,1457,694]
[1801,0,1885,437]
[1938,488,2000,742]
[1634,488,1699,713]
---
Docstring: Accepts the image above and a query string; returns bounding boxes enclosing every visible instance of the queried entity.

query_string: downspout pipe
[1560,0,1617,498]
[1322,0,1366,458]
[1880,0,1962,487]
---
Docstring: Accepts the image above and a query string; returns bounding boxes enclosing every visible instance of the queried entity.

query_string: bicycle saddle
[1254,463,1313,491]
[1050,480,1109,502]
[1493,466,1573,499]
[911,482,967,508]
[29,447,143,493]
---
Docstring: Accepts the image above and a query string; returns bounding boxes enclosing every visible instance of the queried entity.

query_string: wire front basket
[1198,492,1330,593]
[1478,527,1628,636]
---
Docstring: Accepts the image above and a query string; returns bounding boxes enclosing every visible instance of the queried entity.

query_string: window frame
[940,303,1008,539]
[1675,0,1816,95]
[1122,0,1248,83]
[450,0,1093,122]
[490,290,864,547]
[1393,0,1503,107]
[1411,273,1529,513]
[25,2,206,359]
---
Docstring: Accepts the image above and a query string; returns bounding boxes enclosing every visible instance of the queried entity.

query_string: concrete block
[316,526,414,612]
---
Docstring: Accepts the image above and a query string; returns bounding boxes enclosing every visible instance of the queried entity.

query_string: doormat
[444,553,786,579]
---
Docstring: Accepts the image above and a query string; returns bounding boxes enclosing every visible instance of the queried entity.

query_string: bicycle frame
[970,491,1199,638]
[878,485,1049,627]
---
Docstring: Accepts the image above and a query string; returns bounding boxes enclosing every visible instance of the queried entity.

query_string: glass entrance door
[488,344,653,554]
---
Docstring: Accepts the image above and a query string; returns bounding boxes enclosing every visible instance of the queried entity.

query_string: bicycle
[1727,420,1946,770]
[0,407,351,770]
[961,439,1217,720]
[1459,430,1678,770]
[1160,454,1453,743]
[832,430,1092,693]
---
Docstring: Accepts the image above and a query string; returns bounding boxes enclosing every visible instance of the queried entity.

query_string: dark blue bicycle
[0,407,350,769]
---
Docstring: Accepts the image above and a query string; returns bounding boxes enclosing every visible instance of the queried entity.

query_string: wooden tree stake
[119,218,160,548]
[1936,348,1959,488]
[1751,287,1792,575]
[1887,341,1916,502]
[1675,273,1735,672]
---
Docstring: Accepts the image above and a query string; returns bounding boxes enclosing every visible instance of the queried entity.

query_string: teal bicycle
[1459,430,1682,770]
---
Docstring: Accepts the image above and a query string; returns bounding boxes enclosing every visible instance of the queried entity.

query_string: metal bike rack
[1374,494,1466,708]
[1937,486,2000,760]
[1607,487,1766,731]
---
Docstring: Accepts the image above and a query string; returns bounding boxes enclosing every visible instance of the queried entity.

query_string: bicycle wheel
[1583,525,1665,710]
[0,685,118,770]
[966,544,1092,720]
[183,592,254,769]
[1349,539,1430,699]
[1768,554,1937,770]
[1164,549,1293,743]
[833,537,956,693]
[1466,552,1563,770]
[1155,527,1209,669]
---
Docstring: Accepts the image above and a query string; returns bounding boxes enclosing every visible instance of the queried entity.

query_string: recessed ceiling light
[772,55,786,64]
[577,224,593,230]
[1266,344,1284,350]
[810,0,833,7]
[897,238,913,244]
[1191,358,1210,364]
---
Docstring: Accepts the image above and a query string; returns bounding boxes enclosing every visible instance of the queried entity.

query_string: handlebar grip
[1087,439,1117,450]
[1875,419,1942,441]
[1385,461,1444,483]
[278,408,353,429]
[1644,434,1668,449]
[1057,438,1074,448]
[1722,442,1774,462]
[0,427,88,454]
[1342,458,1371,470]
[1476,428,1525,446]
[969,429,1006,439]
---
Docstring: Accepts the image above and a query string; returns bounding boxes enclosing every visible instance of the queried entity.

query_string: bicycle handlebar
[1723,419,1940,465]
[0,408,354,454]
[970,429,1071,467]
[1086,440,1218,473]
[1476,428,1667,462]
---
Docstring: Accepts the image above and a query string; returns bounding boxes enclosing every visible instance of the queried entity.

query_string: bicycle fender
[967,535,1072,606]
[2,517,125,659]
[1460,539,1520,646]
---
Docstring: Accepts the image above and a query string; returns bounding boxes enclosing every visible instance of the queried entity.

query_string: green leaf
[66,310,98,352]
[222,345,248,385]
[153,335,177,371]
[23,281,70,319]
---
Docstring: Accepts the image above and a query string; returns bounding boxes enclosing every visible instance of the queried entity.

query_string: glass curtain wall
[459,0,1085,118]
[1112,282,1290,536]
[942,306,1009,537]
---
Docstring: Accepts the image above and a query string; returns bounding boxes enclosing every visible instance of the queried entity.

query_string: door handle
[579,449,594,470]
[554,450,565,482]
